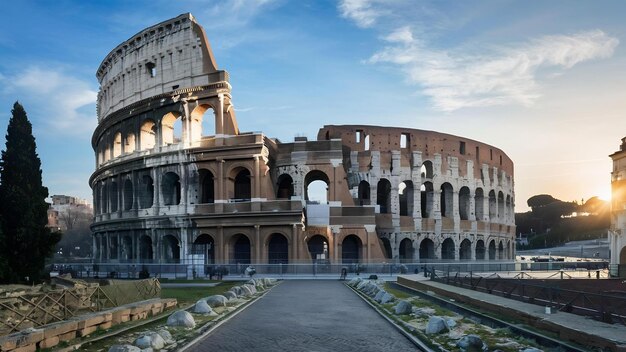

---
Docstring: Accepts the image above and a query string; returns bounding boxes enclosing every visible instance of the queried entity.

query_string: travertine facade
[90,14,516,269]
[610,137,626,270]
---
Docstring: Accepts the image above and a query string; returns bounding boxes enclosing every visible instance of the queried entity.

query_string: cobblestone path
[187,280,417,352]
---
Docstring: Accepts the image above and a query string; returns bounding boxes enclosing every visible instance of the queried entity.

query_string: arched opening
[100,182,108,214]
[475,188,484,220]
[342,235,362,264]
[161,112,182,146]
[399,238,413,263]
[377,178,391,214]
[193,234,215,265]
[421,182,434,218]
[421,161,434,178]
[498,241,505,259]
[110,236,119,259]
[620,246,626,265]
[233,169,251,201]
[488,240,496,260]
[488,190,497,221]
[304,170,329,203]
[498,191,505,221]
[475,240,486,260]
[139,235,153,261]
[109,180,118,212]
[123,179,133,211]
[364,135,370,151]
[505,194,512,222]
[268,233,289,264]
[440,183,453,218]
[139,120,156,150]
[459,239,472,260]
[358,180,370,205]
[459,186,470,220]
[199,169,215,204]
[190,104,214,143]
[441,238,455,260]
[380,237,392,259]
[507,240,512,259]
[230,234,251,264]
[125,132,136,154]
[276,174,294,199]
[307,235,328,263]
[162,235,180,263]
[139,175,154,209]
[399,181,414,216]
[113,132,122,158]
[419,238,435,260]
[122,235,133,261]
[162,172,181,206]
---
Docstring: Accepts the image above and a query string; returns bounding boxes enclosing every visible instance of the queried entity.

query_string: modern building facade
[90,13,516,269]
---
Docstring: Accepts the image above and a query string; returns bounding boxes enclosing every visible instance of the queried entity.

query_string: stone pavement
[187,280,417,352]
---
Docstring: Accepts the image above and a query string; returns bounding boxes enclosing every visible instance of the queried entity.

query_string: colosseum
[90,13,516,273]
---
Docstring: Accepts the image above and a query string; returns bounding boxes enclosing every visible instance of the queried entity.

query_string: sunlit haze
[0,1,624,212]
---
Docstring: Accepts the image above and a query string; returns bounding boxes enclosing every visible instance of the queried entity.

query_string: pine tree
[0,102,61,283]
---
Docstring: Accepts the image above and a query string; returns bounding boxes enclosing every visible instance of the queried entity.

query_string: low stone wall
[0,298,177,352]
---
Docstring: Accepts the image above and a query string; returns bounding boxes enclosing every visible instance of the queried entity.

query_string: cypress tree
[0,102,61,283]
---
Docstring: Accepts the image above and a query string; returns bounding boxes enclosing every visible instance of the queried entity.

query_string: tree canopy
[0,102,61,283]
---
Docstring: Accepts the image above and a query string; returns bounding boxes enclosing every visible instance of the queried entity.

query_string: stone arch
[162,172,181,205]
[233,168,251,201]
[139,175,154,209]
[506,194,512,222]
[506,239,512,259]
[190,103,215,143]
[459,186,470,220]
[230,234,251,264]
[475,188,485,220]
[488,240,496,260]
[620,246,626,265]
[459,239,472,260]
[123,178,133,211]
[399,181,414,216]
[377,178,392,214]
[421,182,434,218]
[304,170,329,203]
[399,238,414,263]
[342,235,362,264]
[267,233,289,264]
[419,238,435,260]
[276,174,294,199]
[125,130,136,154]
[475,240,486,260]
[139,235,153,261]
[162,234,181,263]
[488,190,497,221]
[199,169,215,203]
[380,237,392,259]
[498,191,505,221]
[139,119,156,150]
[161,111,182,146]
[440,183,453,218]
[498,240,505,259]
[307,235,328,263]
[193,234,215,265]
[109,179,118,212]
[421,161,434,179]
[441,238,455,260]
[358,180,371,205]
[113,132,122,158]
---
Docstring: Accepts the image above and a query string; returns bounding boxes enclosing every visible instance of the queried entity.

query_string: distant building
[610,138,626,275]
[47,195,93,232]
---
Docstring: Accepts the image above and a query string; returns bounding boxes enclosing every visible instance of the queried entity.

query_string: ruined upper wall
[318,125,514,176]
[96,13,225,122]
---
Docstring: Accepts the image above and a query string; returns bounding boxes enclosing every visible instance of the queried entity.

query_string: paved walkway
[187,280,417,352]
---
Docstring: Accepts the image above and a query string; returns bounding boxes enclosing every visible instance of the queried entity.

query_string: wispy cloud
[338,0,387,28]
[368,29,618,111]
[1,66,97,135]
[235,105,292,113]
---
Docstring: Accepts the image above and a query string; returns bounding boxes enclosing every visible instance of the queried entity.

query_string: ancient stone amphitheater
[90,13,515,272]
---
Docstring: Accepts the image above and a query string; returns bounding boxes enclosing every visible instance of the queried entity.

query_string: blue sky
[1,0,626,211]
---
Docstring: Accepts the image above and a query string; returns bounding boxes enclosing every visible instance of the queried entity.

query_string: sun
[597,188,612,202]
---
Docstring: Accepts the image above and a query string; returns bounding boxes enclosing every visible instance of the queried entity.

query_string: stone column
[255,225,261,264]
[215,94,224,135]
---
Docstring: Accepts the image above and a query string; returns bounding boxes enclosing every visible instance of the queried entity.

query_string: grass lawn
[160,281,239,306]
